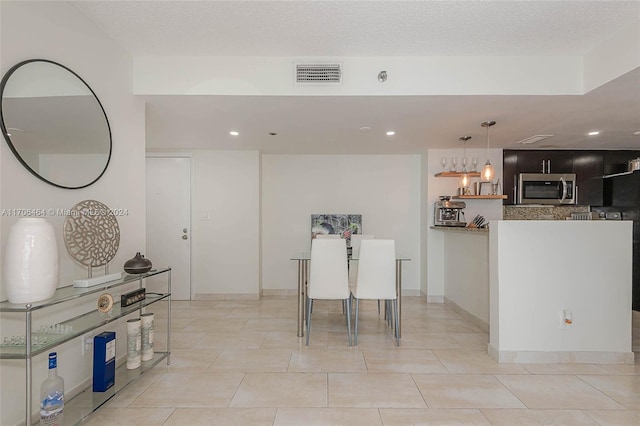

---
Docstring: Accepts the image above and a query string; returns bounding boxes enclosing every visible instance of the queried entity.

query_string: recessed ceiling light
[268,132,277,136]
[229,131,239,136]
[634,130,640,135]
[386,131,395,136]
[587,131,600,136]
[359,126,372,132]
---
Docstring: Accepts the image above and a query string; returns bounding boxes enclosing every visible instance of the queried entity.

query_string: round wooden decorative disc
[97,293,114,313]
[63,199,120,267]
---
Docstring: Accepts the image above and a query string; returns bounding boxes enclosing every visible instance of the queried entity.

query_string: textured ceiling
[70,1,640,153]
[73,1,640,56]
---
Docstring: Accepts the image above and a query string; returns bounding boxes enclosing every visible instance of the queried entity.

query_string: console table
[0,268,171,426]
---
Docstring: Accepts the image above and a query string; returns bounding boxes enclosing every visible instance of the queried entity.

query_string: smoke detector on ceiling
[517,135,554,145]
[294,62,342,85]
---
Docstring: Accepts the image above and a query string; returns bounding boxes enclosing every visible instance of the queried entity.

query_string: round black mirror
[0,59,112,189]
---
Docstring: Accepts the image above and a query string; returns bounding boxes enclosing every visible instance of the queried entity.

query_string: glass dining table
[289,252,410,338]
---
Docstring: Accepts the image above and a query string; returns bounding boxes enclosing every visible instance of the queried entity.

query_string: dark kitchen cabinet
[503,151,518,204]
[572,151,604,206]
[504,149,640,206]
[603,150,640,176]
[516,150,573,174]
[503,150,600,205]
[597,171,640,311]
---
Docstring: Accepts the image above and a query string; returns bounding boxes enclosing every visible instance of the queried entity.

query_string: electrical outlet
[81,332,94,355]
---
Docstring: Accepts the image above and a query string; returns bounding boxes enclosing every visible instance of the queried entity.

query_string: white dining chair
[349,234,379,312]
[349,239,398,346]
[306,238,352,346]
[349,234,375,258]
[348,234,375,282]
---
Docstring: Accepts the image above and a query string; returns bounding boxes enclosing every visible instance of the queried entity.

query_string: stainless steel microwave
[517,173,577,205]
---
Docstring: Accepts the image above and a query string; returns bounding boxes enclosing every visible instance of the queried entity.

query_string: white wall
[191,151,260,297]
[584,19,640,92]
[261,154,421,293]
[489,221,633,364]
[426,148,503,300]
[38,153,109,188]
[443,230,489,325]
[1,2,145,424]
[419,153,430,297]
[135,56,583,96]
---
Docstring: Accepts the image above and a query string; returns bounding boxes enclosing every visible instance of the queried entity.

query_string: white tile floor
[86,297,640,425]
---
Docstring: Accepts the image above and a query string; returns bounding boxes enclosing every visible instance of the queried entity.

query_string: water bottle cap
[48,352,57,369]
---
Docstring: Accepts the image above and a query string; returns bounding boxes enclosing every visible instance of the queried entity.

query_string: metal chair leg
[393,298,400,346]
[354,298,359,345]
[384,300,393,327]
[346,298,352,346]
[305,298,313,346]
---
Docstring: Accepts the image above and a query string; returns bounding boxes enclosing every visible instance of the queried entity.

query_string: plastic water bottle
[40,352,64,425]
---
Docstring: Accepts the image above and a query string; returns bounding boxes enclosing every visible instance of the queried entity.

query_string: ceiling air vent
[295,62,342,85]
[517,135,553,145]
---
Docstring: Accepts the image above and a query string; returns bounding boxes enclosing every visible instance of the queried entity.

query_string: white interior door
[146,157,191,300]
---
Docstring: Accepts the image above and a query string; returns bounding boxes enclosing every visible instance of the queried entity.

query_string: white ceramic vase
[140,313,154,362]
[126,318,142,369]
[4,218,59,304]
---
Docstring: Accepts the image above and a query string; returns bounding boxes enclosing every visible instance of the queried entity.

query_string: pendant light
[481,120,496,182]
[458,136,471,188]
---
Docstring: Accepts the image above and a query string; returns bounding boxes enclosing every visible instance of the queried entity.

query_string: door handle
[559,177,567,203]
[182,235,188,240]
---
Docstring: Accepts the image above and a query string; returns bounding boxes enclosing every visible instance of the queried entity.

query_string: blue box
[93,332,116,392]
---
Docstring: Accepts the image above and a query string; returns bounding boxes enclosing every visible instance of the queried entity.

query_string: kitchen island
[437,220,634,364]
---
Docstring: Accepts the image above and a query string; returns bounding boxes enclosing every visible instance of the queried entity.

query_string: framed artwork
[311,214,362,245]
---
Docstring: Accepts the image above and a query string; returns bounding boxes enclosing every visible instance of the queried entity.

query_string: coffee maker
[434,196,466,227]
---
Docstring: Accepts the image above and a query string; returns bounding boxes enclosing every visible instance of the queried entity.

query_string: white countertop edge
[430,226,488,233]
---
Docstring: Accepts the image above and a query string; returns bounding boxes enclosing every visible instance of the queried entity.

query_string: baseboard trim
[194,293,259,301]
[487,344,635,364]
[260,289,297,298]
[444,297,489,333]
[260,289,422,298]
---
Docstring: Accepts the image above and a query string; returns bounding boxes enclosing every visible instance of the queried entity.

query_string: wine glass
[462,157,468,171]
[450,157,457,172]
[471,157,478,172]
[441,157,447,171]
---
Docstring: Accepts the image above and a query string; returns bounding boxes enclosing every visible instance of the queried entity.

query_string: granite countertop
[503,205,589,221]
[431,226,489,233]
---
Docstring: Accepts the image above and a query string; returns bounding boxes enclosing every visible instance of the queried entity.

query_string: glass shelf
[0,293,169,359]
[434,171,481,177]
[451,195,507,199]
[0,268,171,313]
[602,171,634,179]
[61,352,169,425]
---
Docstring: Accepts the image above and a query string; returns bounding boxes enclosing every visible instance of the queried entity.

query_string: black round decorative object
[124,252,152,274]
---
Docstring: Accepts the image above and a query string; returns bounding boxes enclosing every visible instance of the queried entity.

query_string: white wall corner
[583,19,640,92]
